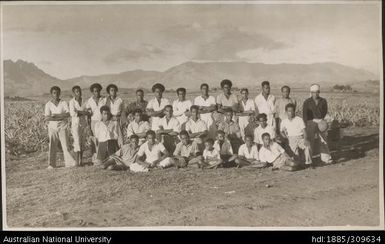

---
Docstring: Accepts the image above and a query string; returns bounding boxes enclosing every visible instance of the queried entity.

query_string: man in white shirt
[185,105,208,154]
[172,88,192,128]
[237,88,257,140]
[235,135,266,168]
[156,105,181,154]
[136,130,175,169]
[255,81,276,129]
[254,113,276,147]
[146,83,171,131]
[105,84,124,120]
[280,103,312,166]
[193,83,217,138]
[126,109,151,145]
[44,86,76,169]
[86,83,107,163]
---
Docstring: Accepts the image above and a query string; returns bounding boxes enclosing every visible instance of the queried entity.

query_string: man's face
[180,134,189,145]
[109,87,117,97]
[134,112,142,122]
[130,137,139,147]
[92,88,101,97]
[154,88,162,99]
[73,88,81,98]
[282,87,290,98]
[241,90,248,100]
[147,134,156,145]
[262,135,271,147]
[136,91,144,101]
[225,111,233,122]
[262,85,270,95]
[245,136,253,147]
[259,118,267,128]
[286,107,295,119]
[217,133,225,142]
[201,86,209,96]
[101,110,109,121]
[51,90,60,100]
[249,114,256,123]
[191,108,199,120]
[205,142,213,150]
[311,91,320,99]
[164,107,173,117]
[222,84,231,94]
[178,91,185,100]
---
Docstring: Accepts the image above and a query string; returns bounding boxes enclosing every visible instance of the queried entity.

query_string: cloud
[103,44,166,64]
[194,28,286,60]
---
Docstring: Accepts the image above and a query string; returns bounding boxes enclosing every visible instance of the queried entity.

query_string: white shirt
[213,139,233,155]
[146,97,170,130]
[94,120,120,142]
[172,99,192,125]
[254,125,276,144]
[194,95,216,112]
[86,96,107,121]
[158,116,181,133]
[259,142,285,163]
[239,98,256,116]
[238,144,259,160]
[280,116,306,137]
[137,141,167,164]
[44,100,69,130]
[255,93,276,118]
[69,98,87,127]
[203,148,221,160]
[126,120,150,137]
[106,96,124,116]
[185,118,208,133]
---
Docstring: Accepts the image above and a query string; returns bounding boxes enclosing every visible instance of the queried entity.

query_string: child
[86,83,106,163]
[217,108,243,154]
[237,88,257,140]
[146,83,171,131]
[136,130,175,169]
[173,130,202,168]
[156,105,181,154]
[44,86,76,169]
[102,135,148,172]
[259,133,298,171]
[202,138,223,169]
[254,113,276,148]
[214,130,237,167]
[235,135,267,168]
[94,106,122,165]
[275,85,297,133]
[69,86,90,166]
[126,109,151,145]
[172,88,193,128]
[280,103,312,166]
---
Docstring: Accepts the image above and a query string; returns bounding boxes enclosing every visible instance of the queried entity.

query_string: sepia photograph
[0,1,383,230]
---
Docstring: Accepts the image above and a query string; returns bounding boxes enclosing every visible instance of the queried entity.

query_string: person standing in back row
[146,83,170,131]
[172,88,192,130]
[193,83,217,139]
[275,85,296,133]
[122,89,148,126]
[302,84,334,164]
[255,81,276,129]
[237,88,257,140]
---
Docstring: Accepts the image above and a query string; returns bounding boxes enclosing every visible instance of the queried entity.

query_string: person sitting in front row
[254,113,276,149]
[235,135,267,168]
[202,138,223,169]
[214,130,237,167]
[102,134,148,172]
[259,133,298,171]
[136,130,175,169]
[173,130,202,168]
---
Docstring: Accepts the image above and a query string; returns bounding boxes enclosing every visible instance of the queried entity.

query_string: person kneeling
[235,135,267,168]
[102,134,148,172]
[259,133,298,171]
[136,130,174,169]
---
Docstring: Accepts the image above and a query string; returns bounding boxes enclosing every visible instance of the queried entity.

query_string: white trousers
[48,127,76,167]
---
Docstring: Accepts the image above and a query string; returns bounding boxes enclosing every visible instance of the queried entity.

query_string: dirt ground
[5,127,381,228]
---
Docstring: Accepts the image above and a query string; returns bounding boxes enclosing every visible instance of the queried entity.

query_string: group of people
[44,79,334,172]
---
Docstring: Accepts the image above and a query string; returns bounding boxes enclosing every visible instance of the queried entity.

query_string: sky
[1,2,382,79]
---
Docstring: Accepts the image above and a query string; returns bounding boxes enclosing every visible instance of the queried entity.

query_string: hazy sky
[2,2,382,79]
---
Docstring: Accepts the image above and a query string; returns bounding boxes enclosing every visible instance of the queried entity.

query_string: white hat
[310,84,320,92]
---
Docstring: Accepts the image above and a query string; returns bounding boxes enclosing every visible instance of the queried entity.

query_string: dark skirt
[97,139,119,162]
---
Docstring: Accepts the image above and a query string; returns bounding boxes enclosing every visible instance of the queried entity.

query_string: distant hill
[3,59,379,96]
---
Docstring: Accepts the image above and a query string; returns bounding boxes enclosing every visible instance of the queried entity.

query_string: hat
[310,84,320,92]
[317,119,328,132]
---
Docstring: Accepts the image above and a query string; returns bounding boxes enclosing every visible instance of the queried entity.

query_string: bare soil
[5,127,380,228]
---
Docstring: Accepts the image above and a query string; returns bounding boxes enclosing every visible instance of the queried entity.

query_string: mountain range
[3,59,379,96]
